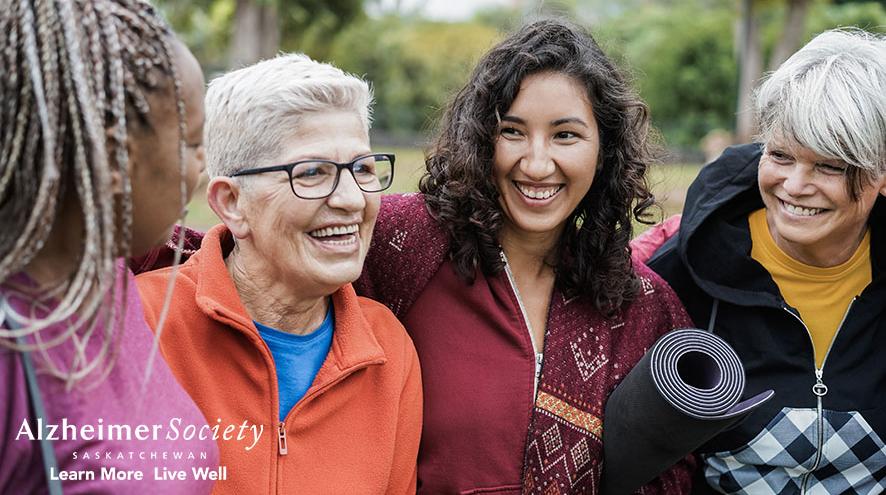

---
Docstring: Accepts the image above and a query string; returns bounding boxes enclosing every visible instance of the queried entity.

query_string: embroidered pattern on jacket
[535,391,604,438]
[705,407,886,494]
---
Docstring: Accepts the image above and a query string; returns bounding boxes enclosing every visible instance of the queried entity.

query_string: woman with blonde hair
[649,29,886,493]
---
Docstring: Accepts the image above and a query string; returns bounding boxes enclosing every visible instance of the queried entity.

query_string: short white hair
[755,28,886,179]
[204,53,373,177]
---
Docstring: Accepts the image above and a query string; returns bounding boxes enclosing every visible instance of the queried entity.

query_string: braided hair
[0,0,187,387]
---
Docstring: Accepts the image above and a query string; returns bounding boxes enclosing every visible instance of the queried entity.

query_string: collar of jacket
[189,224,388,373]
[675,143,886,307]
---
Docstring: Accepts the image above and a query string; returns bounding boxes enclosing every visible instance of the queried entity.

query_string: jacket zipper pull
[812,368,828,397]
[277,422,288,455]
[535,353,543,380]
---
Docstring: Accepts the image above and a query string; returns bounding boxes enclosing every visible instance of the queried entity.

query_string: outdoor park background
[157,0,886,231]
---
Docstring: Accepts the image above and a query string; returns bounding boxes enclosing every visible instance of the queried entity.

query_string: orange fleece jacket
[136,225,422,495]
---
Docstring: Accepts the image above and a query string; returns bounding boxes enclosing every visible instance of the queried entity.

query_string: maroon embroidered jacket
[353,193,696,494]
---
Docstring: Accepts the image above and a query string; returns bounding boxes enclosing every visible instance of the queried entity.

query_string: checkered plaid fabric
[703,407,886,494]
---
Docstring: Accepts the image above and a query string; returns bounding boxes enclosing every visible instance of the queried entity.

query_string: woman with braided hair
[0,0,217,492]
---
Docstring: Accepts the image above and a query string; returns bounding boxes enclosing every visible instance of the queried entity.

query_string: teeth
[783,202,822,217]
[515,183,561,200]
[309,224,359,238]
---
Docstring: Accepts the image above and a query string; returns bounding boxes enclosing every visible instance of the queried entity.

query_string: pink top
[0,264,219,494]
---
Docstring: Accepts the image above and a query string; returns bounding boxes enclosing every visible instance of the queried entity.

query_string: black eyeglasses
[229,153,395,199]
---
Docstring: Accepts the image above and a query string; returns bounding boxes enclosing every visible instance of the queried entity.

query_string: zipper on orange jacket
[277,422,288,455]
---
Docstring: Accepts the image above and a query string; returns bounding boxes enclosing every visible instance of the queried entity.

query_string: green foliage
[473,5,523,32]
[809,0,886,33]
[158,0,885,148]
[279,0,365,59]
[328,17,499,135]
[596,0,885,147]
[156,0,365,69]
[156,0,234,74]
[597,4,738,147]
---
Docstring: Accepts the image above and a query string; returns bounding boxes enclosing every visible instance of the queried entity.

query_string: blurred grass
[642,162,702,231]
[184,147,702,234]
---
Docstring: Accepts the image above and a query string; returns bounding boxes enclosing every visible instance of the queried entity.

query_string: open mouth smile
[308,224,360,245]
[514,181,563,201]
[780,199,825,217]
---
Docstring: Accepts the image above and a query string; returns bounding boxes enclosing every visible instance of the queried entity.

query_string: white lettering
[246,424,263,451]
[192,466,226,480]
[16,419,35,440]
[100,467,143,480]
[134,424,150,440]
[154,467,186,481]
[166,418,181,441]
[45,422,59,440]
[50,467,94,481]
[80,424,94,440]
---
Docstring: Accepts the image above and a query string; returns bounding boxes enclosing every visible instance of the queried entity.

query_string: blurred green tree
[157,0,365,70]
[328,17,499,136]
[158,0,884,148]
[597,0,883,148]
[596,3,738,147]
[734,0,883,141]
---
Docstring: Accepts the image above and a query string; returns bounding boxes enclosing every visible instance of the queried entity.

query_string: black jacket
[649,144,886,494]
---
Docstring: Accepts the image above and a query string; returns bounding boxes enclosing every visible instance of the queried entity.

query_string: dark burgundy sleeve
[353,193,449,319]
[129,225,206,274]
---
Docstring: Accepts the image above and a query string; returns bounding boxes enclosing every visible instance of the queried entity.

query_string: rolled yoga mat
[600,328,774,495]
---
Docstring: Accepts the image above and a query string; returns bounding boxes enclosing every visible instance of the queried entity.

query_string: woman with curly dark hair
[355,18,696,494]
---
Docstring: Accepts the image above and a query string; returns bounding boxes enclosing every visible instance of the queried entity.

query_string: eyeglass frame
[228,153,396,200]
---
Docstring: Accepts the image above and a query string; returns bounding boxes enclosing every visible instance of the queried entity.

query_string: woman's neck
[498,224,561,279]
[225,246,328,335]
[23,199,84,287]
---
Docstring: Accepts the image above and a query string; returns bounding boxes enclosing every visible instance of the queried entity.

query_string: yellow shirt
[748,209,871,368]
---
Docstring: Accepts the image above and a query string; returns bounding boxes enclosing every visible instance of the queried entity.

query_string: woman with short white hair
[136,53,422,495]
[649,28,886,493]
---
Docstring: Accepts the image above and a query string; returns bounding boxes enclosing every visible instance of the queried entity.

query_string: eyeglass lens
[291,155,393,198]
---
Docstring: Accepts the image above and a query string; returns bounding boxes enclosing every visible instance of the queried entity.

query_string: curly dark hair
[419,18,657,315]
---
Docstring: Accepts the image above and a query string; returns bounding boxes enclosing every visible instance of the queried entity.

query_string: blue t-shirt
[255,304,334,421]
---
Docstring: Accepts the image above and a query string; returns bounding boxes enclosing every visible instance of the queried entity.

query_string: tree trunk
[768,0,810,70]
[229,0,279,68]
[735,0,762,143]
[258,3,280,59]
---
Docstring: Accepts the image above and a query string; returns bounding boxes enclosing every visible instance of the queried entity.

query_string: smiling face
[759,139,886,266]
[493,71,600,244]
[238,110,379,295]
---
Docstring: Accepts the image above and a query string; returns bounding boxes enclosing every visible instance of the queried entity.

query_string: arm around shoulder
[633,262,694,333]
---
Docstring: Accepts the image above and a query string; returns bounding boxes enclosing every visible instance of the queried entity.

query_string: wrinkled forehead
[273,110,370,163]
[763,135,843,164]
[758,85,885,176]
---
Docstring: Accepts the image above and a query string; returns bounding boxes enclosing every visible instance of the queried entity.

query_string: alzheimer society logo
[17,417,264,450]
[14,417,264,482]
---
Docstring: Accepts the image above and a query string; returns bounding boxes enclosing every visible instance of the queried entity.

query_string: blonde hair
[204,53,373,178]
[756,28,886,197]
